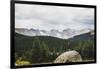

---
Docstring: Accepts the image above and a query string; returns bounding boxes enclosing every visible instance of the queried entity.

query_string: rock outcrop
[54,50,82,63]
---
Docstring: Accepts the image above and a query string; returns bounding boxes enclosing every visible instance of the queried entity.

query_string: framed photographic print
[10,0,96,68]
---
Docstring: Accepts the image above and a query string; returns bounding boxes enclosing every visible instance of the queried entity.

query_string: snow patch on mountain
[15,28,93,39]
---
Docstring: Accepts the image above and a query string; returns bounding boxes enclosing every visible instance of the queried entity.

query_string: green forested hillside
[15,32,95,64]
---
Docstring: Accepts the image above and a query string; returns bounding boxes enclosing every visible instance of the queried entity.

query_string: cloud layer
[15,4,94,31]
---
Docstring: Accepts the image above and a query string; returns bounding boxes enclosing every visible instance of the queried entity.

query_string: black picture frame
[10,0,97,69]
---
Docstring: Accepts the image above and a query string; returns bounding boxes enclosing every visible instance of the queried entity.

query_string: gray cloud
[15,4,94,31]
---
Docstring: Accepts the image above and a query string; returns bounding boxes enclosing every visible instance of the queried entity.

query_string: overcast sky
[15,4,94,31]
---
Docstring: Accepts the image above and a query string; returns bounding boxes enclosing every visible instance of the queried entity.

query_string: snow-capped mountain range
[15,28,93,39]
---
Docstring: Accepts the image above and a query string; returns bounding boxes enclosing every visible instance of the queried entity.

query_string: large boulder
[54,50,82,63]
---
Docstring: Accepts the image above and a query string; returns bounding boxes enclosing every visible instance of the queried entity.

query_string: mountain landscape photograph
[15,3,95,66]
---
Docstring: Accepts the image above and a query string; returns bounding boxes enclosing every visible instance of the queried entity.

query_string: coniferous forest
[15,32,95,65]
